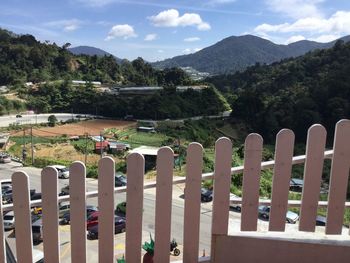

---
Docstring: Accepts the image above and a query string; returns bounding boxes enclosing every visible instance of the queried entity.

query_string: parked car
[115,202,127,215]
[51,165,70,179]
[60,185,69,195]
[201,188,213,202]
[3,211,15,230]
[32,218,43,244]
[59,202,70,218]
[60,205,98,225]
[0,154,11,163]
[316,215,327,226]
[87,216,126,240]
[229,193,242,211]
[258,205,299,224]
[115,173,127,187]
[290,178,304,192]
[86,211,100,230]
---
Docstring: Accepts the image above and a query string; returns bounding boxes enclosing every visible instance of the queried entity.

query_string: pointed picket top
[326,119,350,234]
[183,142,203,263]
[42,166,60,263]
[269,129,295,231]
[299,124,327,232]
[241,133,263,231]
[154,146,174,263]
[98,156,116,263]
[125,153,145,263]
[69,161,87,263]
[12,171,33,263]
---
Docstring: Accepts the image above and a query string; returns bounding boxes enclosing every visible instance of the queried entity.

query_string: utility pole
[100,131,103,159]
[31,126,34,165]
[84,133,88,165]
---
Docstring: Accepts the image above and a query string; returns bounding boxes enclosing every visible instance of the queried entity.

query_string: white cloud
[182,48,202,54]
[285,35,306,44]
[105,24,137,40]
[206,0,236,6]
[144,33,157,41]
[254,11,350,36]
[158,49,164,53]
[310,34,340,43]
[45,19,83,32]
[265,0,324,19]
[184,37,200,42]
[149,9,211,31]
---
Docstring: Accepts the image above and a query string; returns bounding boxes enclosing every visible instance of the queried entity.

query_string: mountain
[152,35,350,75]
[69,45,123,63]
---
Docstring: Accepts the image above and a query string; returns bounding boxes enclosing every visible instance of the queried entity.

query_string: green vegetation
[207,40,350,143]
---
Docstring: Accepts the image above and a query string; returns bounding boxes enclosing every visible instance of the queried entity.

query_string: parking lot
[1,161,349,261]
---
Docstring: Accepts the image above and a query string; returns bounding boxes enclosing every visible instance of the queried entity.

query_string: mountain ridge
[152,34,350,75]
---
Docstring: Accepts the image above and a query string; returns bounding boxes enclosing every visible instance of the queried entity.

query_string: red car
[86,211,99,230]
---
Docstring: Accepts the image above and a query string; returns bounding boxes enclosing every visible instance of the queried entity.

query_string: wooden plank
[0,187,6,263]
[269,129,295,231]
[241,133,263,231]
[42,167,60,263]
[213,235,350,263]
[12,172,33,263]
[125,153,145,263]
[326,119,350,234]
[211,137,232,241]
[299,124,327,232]
[154,147,174,263]
[70,161,87,263]
[183,143,203,263]
[98,157,115,263]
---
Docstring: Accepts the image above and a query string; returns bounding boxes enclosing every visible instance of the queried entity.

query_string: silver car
[258,205,299,224]
[3,211,15,230]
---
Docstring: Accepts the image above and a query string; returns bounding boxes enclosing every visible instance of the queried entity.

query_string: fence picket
[326,119,350,234]
[183,143,203,263]
[98,157,115,263]
[70,161,87,263]
[42,167,60,262]
[299,124,327,232]
[241,134,263,231]
[211,137,232,262]
[269,129,295,231]
[125,153,145,262]
[154,147,174,263]
[12,172,33,263]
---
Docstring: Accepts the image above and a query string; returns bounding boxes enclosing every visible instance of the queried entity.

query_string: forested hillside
[0,28,192,87]
[207,40,350,142]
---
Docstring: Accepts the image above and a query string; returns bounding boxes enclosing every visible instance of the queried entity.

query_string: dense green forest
[207,40,350,142]
[0,28,229,118]
[0,28,193,87]
[22,82,229,119]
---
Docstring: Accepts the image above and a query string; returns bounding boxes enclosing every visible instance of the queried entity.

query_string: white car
[51,165,69,179]
[229,193,242,211]
[3,211,15,230]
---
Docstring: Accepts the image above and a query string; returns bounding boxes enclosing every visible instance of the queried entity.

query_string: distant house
[90,136,104,142]
[72,80,102,86]
[108,141,130,153]
[137,126,155,133]
[0,86,8,93]
[95,141,109,153]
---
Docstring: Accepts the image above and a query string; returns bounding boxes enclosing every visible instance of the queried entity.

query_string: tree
[48,115,58,127]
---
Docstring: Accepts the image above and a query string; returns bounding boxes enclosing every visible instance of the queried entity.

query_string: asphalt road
[0,113,92,128]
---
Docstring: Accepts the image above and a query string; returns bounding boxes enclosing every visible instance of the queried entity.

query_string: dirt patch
[12,119,136,137]
[33,143,119,164]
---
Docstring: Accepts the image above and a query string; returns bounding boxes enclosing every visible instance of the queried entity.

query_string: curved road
[0,113,93,128]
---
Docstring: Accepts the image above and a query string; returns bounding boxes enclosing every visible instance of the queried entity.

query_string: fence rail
[1,119,350,263]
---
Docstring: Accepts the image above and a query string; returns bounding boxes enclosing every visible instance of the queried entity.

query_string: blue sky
[1,0,350,61]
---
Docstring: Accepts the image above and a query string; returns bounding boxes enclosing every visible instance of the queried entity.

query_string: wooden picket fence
[0,119,350,263]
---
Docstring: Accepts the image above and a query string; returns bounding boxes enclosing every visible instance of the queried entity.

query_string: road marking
[114,243,125,250]
[59,225,71,232]
[60,241,71,258]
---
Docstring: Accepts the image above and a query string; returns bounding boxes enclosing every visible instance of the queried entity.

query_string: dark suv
[87,216,126,240]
